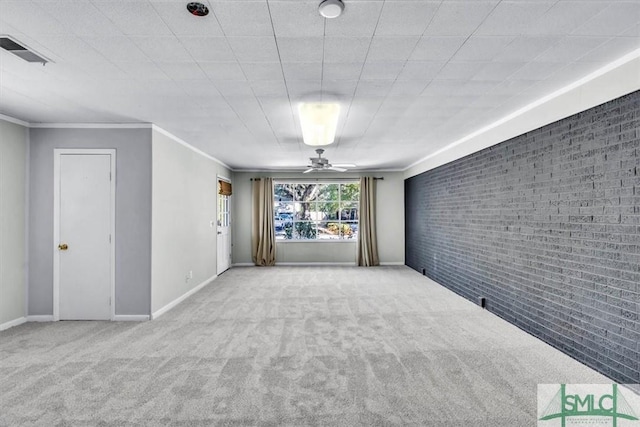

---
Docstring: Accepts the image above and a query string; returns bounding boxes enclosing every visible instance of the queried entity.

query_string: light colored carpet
[1,266,609,426]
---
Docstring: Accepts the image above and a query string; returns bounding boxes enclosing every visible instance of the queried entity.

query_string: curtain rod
[250,177,384,181]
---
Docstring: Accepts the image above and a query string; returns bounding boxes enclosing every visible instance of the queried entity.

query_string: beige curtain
[251,177,276,266]
[357,176,380,266]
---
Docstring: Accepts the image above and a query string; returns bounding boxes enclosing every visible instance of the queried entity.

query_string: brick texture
[405,90,640,384]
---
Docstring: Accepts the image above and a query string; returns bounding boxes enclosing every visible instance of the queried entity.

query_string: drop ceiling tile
[471,62,526,81]
[38,1,122,36]
[322,63,364,80]
[93,1,172,36]
[151,2,224,36]
[573,2,640,36]
[0,1,68,35]
[375,2,439,36]
[523,1,611,36]
[360,61,406,80]
[387,80,428,97]
[321,80,359,97]
[579,37,640,64]
[131,36,193,62]
[158,62,209,80]
[324,38,370,63]
[286,80,322,100]
[367,36,419,61]
[435,61,489,80]
[397,61,443,81]
[507,61,565,81]
[83,36,151,62]
[410,36,467,61]
[535,36,609,62]
[250,80,288,97]
[281,62,322,80]
[268,1,324,37]
[325,2,383,37]
[425,1,499,36]
[183,37,235,62]
[488,79,538,96]
[277,37,324,63]
[29,35,104,63]
[354,80,394,97]
[214,80,255,97]
[493,36,561,63]
[115,61,170,80]
[200,62,246,80]
[228,37,280,62]
[241,62,284,81]
[213,1,274,36]
[452,36,516,61]
[475,1,555,36]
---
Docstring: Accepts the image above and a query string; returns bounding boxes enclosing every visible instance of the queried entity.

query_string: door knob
[58,243,68,250]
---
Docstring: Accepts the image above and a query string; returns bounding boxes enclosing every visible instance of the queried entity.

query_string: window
[274,181,359,241]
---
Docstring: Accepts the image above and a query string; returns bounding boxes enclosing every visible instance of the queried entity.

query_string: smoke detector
[318,0,344,18]
[186,2,209,17]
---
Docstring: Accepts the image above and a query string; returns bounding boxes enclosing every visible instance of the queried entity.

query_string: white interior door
[55,151,114,320]
[217,191,231,275]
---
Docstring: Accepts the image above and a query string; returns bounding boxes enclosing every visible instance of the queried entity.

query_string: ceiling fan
[303,149,354,173]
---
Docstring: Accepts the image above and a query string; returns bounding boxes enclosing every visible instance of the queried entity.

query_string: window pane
[294,184,319,202]
[341,221,358,239]
[341,183,359,201]
[275,218,293,239]
[295,221,316,239]
[339,202,358,220]
[295,202,312,220]
[316,202,338,220]
[274,184,294,201]
[318,221,340,240]
[317,183,339,201]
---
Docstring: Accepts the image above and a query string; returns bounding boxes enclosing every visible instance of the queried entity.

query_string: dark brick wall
[405,90,640,384]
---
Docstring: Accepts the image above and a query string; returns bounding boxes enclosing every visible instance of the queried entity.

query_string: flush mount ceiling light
[186,2,209,17]
[318,0,344,19]
[298,103,341,146]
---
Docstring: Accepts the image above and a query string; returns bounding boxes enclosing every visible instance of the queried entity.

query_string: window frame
[273,179,359,243]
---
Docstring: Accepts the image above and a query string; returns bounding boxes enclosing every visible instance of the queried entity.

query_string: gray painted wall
[0,119,28,326]
[151,130,231,314]
[405,90,640,384]
[232,171,404,264]
[28,128,152,316]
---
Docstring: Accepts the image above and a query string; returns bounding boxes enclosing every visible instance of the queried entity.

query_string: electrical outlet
[188,270,193,279]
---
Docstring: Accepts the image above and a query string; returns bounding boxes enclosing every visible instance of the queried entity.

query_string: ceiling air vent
[0,36,49,65]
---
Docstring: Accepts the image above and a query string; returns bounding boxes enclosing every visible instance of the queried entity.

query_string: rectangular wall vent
[0,36,49,64]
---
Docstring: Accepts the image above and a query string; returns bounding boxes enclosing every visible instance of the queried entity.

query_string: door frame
[217,175,232,275]
[53,149,116,321]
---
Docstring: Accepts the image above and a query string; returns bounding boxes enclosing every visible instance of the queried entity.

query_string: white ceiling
[0,0,639,171]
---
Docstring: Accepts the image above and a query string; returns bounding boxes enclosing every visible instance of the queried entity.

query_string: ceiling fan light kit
[298,103,341,146]
[318,0,345,18]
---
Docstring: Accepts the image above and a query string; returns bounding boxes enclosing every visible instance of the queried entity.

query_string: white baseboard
[151,274,217,320]
[0,317,27,331]
[113,315,149,321]
[27,315,54,322]
[231,263,254,267]
[380,262,405,266]
[276,262,356,266]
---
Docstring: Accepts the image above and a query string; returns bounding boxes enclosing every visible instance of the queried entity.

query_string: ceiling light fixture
[318,0,344,19]
[298,103,341,147]
[186,2,209,17]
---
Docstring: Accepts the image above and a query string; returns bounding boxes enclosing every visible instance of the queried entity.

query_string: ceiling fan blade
[328,166,347,172]
[302,168,315,174]
[332,163,356,168]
